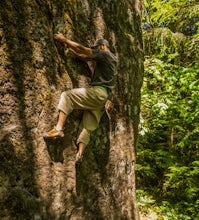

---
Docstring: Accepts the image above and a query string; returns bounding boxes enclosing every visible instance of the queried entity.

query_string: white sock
[56,125,62,131]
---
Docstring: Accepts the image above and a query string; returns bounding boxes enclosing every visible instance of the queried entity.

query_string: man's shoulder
[92,49,117,63]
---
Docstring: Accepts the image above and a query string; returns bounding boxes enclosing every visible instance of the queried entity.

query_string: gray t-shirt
[91,49,117,90]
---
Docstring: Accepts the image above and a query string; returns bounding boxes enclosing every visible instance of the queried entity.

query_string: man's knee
[58,91,73,115]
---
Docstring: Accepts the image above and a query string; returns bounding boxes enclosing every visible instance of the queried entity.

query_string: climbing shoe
[43,126,64,139]
[75,152,83,165]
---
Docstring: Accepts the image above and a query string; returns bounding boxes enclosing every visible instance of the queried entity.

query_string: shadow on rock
[44,134,73,163]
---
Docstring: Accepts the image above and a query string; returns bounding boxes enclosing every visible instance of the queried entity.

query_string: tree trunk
[0,0,143,219]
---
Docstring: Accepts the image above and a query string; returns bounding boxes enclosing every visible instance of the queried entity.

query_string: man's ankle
[56,125,63,131]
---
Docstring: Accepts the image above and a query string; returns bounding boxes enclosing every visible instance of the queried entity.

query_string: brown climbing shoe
[43,126,64,139]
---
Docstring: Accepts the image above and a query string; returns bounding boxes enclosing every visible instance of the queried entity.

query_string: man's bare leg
[56,110,67,131]
[78,142,86,156]
[44,110,67,138]
[76,142,86,163]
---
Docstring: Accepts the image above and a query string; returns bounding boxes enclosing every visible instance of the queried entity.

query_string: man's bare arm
[54,32,93,59]
[67,49,93,61]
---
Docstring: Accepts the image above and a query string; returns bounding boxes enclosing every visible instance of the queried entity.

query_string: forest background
[137,0,199,219]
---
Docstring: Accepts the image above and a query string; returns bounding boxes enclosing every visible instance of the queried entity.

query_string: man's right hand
[54,32,66,43]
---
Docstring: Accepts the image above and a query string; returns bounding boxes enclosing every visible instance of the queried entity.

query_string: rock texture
[0,0,143,219]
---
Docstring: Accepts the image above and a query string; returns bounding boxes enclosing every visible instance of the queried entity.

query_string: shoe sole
[43,133,64,139]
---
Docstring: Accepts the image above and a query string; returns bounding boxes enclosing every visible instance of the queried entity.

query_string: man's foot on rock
[75,152,83,165]
[43,126,64,139]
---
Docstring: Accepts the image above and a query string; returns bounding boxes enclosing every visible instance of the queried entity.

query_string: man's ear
[101,44,105,50]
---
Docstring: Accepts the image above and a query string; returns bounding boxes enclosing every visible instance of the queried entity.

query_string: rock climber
[44,32,117,163]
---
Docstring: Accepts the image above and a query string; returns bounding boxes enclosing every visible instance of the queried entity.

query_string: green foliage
[137,1,199,218]
[143,27,199,65]
[137,59,199,218]
[164,163,199,200]
[142,0,199,64]
[143,0,199,36]
[137,189,156,211]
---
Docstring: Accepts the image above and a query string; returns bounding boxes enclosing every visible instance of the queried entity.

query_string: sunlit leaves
[143,0,199,36]
[137,58,199,217]
[138,0,199,218]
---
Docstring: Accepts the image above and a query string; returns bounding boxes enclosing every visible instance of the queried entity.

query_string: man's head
[91,38,110,50]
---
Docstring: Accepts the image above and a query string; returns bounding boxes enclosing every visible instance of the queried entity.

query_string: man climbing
[44,32,117,163]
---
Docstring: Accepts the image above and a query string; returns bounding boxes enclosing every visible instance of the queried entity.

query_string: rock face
[0,0,143,219]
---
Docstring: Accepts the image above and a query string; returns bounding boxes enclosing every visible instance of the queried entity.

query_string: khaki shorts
[58,87,108,145]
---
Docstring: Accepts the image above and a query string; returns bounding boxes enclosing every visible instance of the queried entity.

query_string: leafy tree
[137,0,199,218]
[143,0,199,36]
[142,0,199,65]
[137,58,199,219]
